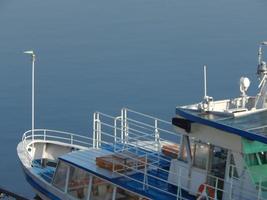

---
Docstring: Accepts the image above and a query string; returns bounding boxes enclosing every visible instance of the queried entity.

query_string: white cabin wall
[32,143,45,160]
[189,167,207,195]
[191,124,242,152]
[168,160,190,190]
[44,143,72,160]
[231,152,244,176]
[174,123,242,153]
[168,159,208,196]
[32,142,72,160]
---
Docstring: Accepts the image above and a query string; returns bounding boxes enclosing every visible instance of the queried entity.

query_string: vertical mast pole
[24,50,36,142]
[32,53,35,141]
[204,65,207,99]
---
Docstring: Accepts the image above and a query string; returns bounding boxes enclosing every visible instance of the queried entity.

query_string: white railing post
[215,177,218,200]
[229,165,234,200]
[121,109,124,143]
[114,117,117,143]
[121,108,129,146]
[93,112,96,148]
[112,186,117,200]
[32,129,34,142]
[177,167,182,200]
[93,112,101,149]
[86,175,93,200]
[64,165,70,193]
[143,154,148,190]
[124,108,128,144]
[44,129,47,141]
[154,119,160,151]
[96,112,100,149]
[258,178,262,200]
[98,121,101,148]
[70,134,73,145]
[114,116,121,151]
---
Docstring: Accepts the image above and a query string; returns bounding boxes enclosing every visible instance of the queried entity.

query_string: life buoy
[197,183,215,200]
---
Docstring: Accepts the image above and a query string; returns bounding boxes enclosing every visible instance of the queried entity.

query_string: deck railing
[22,128,93,164]
[92,108,267,200]
[21,108,267,200]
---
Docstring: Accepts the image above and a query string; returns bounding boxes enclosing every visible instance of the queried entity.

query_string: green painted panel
[242,139,267,154]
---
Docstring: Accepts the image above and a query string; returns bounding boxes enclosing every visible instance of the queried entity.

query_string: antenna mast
[200,65,213,111]
[204,65,207,99]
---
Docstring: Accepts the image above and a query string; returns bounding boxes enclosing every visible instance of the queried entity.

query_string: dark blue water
[1,0,267,198]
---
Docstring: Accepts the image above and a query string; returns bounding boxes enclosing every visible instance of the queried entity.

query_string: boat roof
[176,107,267,144]
[59,148,118,178]
[58,143,193,200]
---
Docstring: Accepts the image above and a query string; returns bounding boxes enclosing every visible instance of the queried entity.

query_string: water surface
[0,0,267,198]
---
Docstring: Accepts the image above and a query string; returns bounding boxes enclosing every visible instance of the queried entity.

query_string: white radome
[240,77,250,91]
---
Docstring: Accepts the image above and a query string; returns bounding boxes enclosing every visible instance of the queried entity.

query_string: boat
[17,41,267,200]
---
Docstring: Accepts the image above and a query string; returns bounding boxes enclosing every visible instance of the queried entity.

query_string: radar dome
[240,77,250,92]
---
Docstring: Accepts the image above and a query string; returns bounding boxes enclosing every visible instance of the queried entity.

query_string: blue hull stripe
[24,171,61,200]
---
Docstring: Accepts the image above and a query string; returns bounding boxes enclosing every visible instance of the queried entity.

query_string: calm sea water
[0,0,267,198]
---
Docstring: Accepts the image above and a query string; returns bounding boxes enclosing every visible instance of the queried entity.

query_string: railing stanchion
[143,154,148,190]
[44,129,47,141]
[93,112,96,148]
[177,167,182,200]
[215,177,218,200]
[125,108,128,144]
[114,116,121,151]
[71,134,73,145]
[98,118,101,148]
[121,109,124,144]
[258,178,262,200]
[121,108,129,145]
[154,119,160,152]
[96,112,101,149]
[87,175,93,200]
[93,112,101,149]
[112,186,117,200]
[229,165,234,200]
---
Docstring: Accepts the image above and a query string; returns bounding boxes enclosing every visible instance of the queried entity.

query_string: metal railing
[21,108,267,200]
[22,129,94,164]
[92,108,267,200]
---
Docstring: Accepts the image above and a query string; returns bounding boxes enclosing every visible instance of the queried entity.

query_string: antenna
[204,65,207,99]
[201,64,213,111]
[24,50,36,144]
[258,41,267,76]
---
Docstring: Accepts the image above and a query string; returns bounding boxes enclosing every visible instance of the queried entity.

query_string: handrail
[94,108,267,200]
[20,108,267,200]
[21,129,93,164]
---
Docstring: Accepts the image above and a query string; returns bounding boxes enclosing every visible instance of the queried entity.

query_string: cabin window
[90,176,114,200]
[67,166,90,200]
[245,152,267,166]
[258,152,267,164]
[52,161,69,191]
[193,143,209,170]
[245,153,259,166]
[179,143,195,163]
